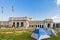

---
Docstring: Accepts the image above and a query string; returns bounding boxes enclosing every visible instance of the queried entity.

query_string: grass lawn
[0,28,60,40]
[0,29,34,40]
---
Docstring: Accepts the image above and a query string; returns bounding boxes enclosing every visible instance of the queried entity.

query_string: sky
[0,0,60,22]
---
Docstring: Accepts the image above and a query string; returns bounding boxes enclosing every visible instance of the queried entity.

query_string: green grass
[0,29,34,40]
[0,29,60,40]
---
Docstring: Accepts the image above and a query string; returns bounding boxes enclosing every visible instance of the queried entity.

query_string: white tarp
[38,35,50,40]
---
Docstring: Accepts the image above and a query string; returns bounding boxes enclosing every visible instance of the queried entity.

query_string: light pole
[1,6,4,27]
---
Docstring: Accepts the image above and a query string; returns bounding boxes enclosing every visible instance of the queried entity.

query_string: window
[36,25,37,27]
[42,25,44,28]
[40,25,41,28]
[21,22,24,27]
[13,22,15,26]
[38,25,39,27]
[32,25,33,27]
[29,25,31,27]
[17,22,19,28]
[48,23,50,28]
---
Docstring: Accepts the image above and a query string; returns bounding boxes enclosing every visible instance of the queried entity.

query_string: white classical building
[0,17,54,29]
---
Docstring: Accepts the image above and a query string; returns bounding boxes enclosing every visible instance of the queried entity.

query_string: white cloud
[51,15,60,22]
[56,0,60,5]
[51,15,58,19]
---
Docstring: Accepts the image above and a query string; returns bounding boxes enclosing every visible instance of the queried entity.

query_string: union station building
[0,17,56,29]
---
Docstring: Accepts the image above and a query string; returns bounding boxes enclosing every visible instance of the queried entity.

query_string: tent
[31,28,50,40]
[47,28,57,36]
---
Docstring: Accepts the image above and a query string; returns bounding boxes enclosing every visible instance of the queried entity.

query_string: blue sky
[0,0,60,22]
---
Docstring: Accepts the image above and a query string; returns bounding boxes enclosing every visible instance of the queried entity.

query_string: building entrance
[21,22,24,27]
[17,22,19,28]
[47,23,50,28]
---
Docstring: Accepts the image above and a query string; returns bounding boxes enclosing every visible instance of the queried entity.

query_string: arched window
[42,25,44,28]
[36,25,37,27]
[53,24,55,27]
[32,25,33,27]
[48,23,50,28]
[21,22,24,27]
[17,22,19,28]
[40,25,41,28]
[38,25,39,27]
[13,22,15,26]
[29,25,31,27]
[53,24,55,29]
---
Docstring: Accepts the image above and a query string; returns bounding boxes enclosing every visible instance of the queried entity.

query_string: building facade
[0,17,54,29]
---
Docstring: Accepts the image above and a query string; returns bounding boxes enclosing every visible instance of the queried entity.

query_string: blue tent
[46,28,57,36]
[31,28,50,40]
[33,28,48,36]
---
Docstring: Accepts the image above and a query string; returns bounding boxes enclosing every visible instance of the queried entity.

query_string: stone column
[51,23,53,28]
[9,21,13,27]
[9,21,12,27]
[19,21,21,28]
[25,21,29,29]
[45,23,47,28]
[15,22,17,28]
[54,23,56,28]
[11,21,13,27]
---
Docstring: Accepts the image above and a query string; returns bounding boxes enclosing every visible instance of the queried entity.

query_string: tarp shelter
[31,28,50,40]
